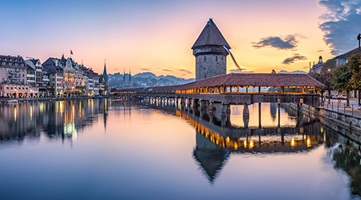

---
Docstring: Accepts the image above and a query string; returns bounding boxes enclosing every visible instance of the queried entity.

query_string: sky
[0,0,360,78]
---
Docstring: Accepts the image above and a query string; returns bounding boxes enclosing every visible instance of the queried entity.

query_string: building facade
[0,55,27,84]
[1,54,109,98]
[43,57,65,97]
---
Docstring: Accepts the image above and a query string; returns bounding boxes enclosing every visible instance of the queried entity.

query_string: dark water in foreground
[0,99,360,200]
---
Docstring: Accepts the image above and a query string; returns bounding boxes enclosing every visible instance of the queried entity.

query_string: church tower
[103,60,109,83]
[100,60,109,95]
[192,19,230,81]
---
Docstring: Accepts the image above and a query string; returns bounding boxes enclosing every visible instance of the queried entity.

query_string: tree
[310,64,334,104]
[333,64,352,106]
[348,54,361,105]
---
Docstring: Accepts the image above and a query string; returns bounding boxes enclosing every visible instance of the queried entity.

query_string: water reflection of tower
[123,101,132,119]
[243,104,249,128]
[193,130,229,183]
[103,99,109,130]
[231,105,240,115]
[270,102,277,121]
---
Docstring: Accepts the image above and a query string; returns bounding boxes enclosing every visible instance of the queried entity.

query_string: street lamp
[357,33,361,53]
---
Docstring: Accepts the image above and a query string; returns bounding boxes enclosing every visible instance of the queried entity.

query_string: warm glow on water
[230,103,297,127]
[0,99,359,200]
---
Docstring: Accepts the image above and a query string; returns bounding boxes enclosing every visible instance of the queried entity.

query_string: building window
[216,56,218,62]
[204,56,206,62]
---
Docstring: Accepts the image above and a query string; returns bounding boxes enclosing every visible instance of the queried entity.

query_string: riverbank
[0,96,107,104]
[290,102,361,146]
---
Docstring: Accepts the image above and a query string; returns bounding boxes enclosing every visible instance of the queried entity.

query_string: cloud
[162,69,173,72]
[282,54,307,65]
[319,0,361,55]
[178,69,192,74]
[252,35,299,50]
[140,68,150,71]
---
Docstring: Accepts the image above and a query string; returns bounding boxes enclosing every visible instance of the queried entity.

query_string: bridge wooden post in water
[258,102,262,128]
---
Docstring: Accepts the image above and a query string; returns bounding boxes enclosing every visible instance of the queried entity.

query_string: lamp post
[357,33,361,53]
[357,33,361,107]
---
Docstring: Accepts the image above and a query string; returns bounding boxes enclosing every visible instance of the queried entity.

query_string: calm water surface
[0,99,360,200]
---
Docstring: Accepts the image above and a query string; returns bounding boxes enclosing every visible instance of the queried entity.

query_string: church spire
[103,59,108,82]
[103,59,107,75]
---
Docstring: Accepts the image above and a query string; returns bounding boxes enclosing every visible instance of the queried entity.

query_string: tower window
[216,56,218,62]
[204,56,206,62]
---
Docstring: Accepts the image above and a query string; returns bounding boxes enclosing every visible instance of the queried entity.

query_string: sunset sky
[0,0,360,78]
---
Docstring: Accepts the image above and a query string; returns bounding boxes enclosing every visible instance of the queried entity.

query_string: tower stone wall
[195,53,227,80]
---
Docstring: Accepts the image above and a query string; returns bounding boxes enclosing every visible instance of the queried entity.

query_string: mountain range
[108,72,195,89]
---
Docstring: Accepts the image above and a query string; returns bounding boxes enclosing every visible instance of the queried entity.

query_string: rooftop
[175,73,325,90]
[192,18,230,49]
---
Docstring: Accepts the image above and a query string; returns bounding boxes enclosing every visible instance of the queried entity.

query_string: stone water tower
[192,19,230,81]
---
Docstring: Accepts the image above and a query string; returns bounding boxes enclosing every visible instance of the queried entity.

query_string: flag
[70,50,73,55]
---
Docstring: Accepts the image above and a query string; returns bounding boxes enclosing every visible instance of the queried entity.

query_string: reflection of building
[193,132,229,183]
[177,110,323,153]
[0,99,107,143]
[174,108,324,182]
[270,102,277,121]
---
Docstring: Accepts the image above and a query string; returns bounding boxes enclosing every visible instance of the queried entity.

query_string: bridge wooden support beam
[199,99,205,119]
[258,102,262,128]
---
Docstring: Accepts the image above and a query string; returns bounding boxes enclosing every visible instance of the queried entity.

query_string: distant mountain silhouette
[108,72,195,88]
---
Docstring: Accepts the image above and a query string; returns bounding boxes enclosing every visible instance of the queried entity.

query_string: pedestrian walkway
[320,98,361,118]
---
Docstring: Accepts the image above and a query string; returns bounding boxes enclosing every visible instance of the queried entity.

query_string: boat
[7,99,19,104]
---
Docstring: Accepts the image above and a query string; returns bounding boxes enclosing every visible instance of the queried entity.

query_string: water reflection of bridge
[177,110,323,153]
[143,101,324,182]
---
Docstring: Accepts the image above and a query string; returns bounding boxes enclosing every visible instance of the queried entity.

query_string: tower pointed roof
[192,18,231,49]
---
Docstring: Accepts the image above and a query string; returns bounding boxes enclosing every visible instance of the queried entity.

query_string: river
[0,99,360,200]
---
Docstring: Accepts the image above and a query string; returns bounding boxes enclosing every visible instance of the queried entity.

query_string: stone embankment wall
[286,103,361,144]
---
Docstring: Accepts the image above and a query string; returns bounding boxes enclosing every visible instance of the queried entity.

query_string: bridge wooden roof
[114,73,324,94]
[174,73,324,90]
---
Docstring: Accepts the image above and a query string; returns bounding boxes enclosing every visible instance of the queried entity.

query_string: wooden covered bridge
[113,73,324,107]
